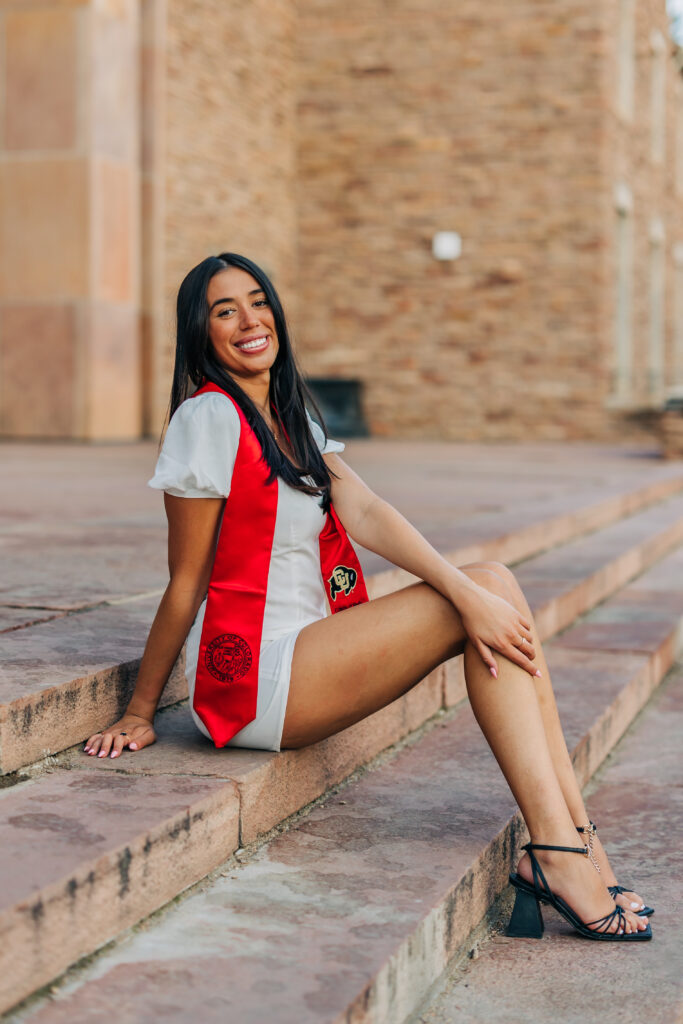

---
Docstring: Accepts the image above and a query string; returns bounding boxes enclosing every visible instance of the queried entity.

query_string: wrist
[125,697,157,721]
[445,567,480,609]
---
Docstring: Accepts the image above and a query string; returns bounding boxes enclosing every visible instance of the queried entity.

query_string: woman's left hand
[455,583,540,679]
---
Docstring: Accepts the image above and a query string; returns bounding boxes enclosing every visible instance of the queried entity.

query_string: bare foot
[516,849,649,935]
[579,826,648,914]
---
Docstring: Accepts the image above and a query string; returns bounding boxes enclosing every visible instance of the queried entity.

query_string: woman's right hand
[455,581,540,679]
[83,712,157,759]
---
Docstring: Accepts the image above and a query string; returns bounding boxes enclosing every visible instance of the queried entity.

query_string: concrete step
[2,542,683,1018]
[3,486,683,777]
[418,666,683,1024]
[3,443,682,612]
[5,552,683,1023]
[0,596,188,776]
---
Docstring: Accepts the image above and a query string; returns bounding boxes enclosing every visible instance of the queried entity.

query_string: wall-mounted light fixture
[432,231,462,261]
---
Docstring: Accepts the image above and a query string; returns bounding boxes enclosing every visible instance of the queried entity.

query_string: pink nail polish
[129,742,138,750]
[535,670,542,678]
[490,666,498,679]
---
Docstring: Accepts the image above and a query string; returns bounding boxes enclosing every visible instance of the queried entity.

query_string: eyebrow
[209,288,265,311]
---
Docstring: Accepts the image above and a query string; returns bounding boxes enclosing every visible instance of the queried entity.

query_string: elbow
[166,571,210,613]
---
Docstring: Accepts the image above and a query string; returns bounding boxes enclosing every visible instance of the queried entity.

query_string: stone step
[418,666,683,1024]
[3,445,682,614]
[0,596,188,776]
[3,486,683,777]
[6,550,683,1023]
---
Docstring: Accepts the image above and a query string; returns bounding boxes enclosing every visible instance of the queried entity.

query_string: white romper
[148,390,345,751]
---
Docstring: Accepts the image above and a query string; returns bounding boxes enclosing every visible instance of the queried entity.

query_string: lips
[234,335,269,353]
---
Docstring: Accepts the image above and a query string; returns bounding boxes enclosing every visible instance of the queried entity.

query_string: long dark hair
[168,252,333,509]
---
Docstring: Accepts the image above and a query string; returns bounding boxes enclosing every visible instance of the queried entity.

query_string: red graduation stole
[191,382,368,747]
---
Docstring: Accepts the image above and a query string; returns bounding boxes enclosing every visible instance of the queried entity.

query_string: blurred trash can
[660,390,683,460]
[306,378,369,438]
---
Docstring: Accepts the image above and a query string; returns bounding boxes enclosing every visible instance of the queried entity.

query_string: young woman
[84,253,652,942]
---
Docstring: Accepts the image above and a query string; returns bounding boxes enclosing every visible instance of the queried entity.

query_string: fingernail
[535,670,542,678]
[98,751,105,757]
[83,747,90,753]
[110,751,117,758]
[129,742,138,750]
[490,666,498,679]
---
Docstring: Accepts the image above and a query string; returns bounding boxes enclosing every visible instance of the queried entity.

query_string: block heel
[506,882,544,938]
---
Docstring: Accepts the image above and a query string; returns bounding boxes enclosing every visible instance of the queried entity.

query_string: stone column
[0,0,141,439]
[140,0,165,438]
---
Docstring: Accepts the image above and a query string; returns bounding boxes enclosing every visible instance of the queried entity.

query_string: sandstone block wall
[1,0,681,442]
[155,0,298,433]
[295,0,683,440]
[0,0,142,440]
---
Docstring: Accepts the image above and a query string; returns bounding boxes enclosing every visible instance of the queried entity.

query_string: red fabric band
[190,382,368,747]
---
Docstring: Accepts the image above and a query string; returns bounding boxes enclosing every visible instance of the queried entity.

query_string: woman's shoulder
[170,389,241,436]
[148,391,241,499]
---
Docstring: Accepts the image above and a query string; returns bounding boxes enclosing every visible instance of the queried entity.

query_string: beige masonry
[0,0,681,440]
[0,0,141,439]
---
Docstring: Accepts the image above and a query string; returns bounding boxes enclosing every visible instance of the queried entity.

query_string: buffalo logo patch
[205,633,252,683]
[328,564,358,602]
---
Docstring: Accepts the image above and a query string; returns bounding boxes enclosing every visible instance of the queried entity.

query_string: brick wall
[295,0,681,440]
[3,0,680,442]
[155,0,298,433]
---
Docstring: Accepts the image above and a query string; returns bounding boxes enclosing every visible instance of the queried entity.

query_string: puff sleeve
[306,411,346,455]
[148,392,241,498]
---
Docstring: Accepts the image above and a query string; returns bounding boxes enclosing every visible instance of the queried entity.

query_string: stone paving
[2,437,682,778]
[2,439,683,1021]
[5,562,682,1023]
[1,438,681,618]
[419,662,683,1024]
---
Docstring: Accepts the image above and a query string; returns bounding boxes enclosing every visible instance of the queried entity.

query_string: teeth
[238,337,267,351]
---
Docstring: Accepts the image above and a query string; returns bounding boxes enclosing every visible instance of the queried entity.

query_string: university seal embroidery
[327,564,358,602]
[205,633,252,683]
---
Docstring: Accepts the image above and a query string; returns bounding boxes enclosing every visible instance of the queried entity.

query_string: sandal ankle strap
[524,842,589,856]
[522,841,588,903]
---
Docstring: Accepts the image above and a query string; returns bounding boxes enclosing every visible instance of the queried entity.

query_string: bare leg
[283,573,646,933]
[464,561,646,913]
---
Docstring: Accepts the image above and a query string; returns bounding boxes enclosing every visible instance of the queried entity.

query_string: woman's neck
[229,372,271,417]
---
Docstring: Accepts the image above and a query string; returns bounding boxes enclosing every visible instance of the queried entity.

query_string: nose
[239,305,260,329]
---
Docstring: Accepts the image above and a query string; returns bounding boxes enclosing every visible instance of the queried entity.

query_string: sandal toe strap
[585,905,626,935]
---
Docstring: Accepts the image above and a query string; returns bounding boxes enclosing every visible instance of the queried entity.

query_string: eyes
[216,299,269,319]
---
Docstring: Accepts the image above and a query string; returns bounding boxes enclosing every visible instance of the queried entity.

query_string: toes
[615,892,645,914]
[621,889,645,910]
[623,909,642,932]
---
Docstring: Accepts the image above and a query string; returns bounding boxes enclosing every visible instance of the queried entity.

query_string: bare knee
[460,560,517,597]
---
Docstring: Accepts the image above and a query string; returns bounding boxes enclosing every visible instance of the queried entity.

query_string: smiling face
[206,267,279,389]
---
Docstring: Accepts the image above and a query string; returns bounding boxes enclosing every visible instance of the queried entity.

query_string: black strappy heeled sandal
[576,821,654,918]
[507,842,653,941]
